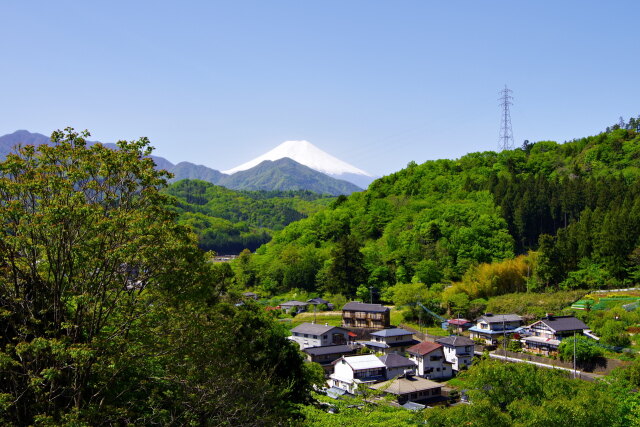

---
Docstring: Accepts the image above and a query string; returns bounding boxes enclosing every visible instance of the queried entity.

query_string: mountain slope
[220,158,362,195]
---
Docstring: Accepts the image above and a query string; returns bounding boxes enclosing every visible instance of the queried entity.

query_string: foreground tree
[0,129,311,425]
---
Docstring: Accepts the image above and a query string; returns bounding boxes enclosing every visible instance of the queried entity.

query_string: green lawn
[288,311,343,329]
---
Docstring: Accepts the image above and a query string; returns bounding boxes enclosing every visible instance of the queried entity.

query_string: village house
[363,328,419,355]
[242,291,259,300]
[369,373,447,406]
[329,354,387,394]
[289,323,350,349]
[406,341,453,380]
[378,353,417,379]
[342,302,390,329]
[279,300,309,314]
[444,318,473,334]
[435,335,475,372]
[521,315,590,355]
[302,344,360,373]
[468,313,524,345]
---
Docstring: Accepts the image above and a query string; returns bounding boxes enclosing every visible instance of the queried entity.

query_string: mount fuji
[222,140,376,188]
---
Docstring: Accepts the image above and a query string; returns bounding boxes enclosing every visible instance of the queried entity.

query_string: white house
[406,341,453,380]
[363,328,419,355]
[435,335,475,372]
[378,353,417,379]
[289,323,350,349]
[329,354,387,394]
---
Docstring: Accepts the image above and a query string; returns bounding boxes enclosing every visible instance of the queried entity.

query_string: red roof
[448,319,471,326]
[348,331,358,337]
[406,341,442,356]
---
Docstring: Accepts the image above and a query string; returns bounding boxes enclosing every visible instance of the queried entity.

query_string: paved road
[482,351,603,381]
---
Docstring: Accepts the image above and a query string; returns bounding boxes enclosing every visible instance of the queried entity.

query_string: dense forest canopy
[165,179,334,253]
[239,118,640,301]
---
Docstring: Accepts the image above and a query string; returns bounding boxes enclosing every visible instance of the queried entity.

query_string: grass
[288,311,343,329]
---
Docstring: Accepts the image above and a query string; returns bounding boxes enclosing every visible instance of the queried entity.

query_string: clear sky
[2,1,639,176]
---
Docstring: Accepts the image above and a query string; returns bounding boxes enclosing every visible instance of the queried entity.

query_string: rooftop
[378,353,417,369]
[407,341,443,356]
[291,322,344,335]
[303,344,358,356]
[436,335,475,347]
[340,354,386,370]
[280,300,309,307]
[478,314,523,323]
[370,328,413,337]
[536,315,588,332]
[342,301,390,313]
[370,375,442,395]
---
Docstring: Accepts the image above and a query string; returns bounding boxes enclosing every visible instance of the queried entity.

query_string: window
[323,335,327,339]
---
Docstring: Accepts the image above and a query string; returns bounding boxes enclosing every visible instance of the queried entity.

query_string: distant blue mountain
[0,130,362,195]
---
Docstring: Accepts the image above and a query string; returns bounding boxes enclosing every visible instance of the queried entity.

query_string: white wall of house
[385,365,415,380]
[442,345,473,371]
[290,329,348,349]
[409,350,452,380]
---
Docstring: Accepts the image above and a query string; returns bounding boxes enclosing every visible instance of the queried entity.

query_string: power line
[498,85,514,151]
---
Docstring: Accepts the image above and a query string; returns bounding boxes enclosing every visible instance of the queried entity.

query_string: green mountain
[239,119,640,297]
[165,179,334,254]
[218,158,362,195]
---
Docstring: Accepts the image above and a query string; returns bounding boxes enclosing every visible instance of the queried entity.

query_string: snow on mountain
[222,140,372,177]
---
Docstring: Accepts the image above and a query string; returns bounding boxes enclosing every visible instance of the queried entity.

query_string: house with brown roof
[369,373,447,406]
[342,302,390,329]
[407,341,453,380]
[521,315,591,355]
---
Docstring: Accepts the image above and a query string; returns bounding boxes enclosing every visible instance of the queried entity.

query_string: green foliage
[166,179,333,253]
[0,129,312,425]
[558,335,603,363]
[424,359,624,426]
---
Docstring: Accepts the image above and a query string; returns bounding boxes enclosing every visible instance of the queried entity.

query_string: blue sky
[2,1,639,176]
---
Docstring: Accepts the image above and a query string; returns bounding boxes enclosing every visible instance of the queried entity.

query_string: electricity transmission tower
[498,85,514,151]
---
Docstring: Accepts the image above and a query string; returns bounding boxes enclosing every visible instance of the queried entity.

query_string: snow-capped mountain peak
[222,140,372,177]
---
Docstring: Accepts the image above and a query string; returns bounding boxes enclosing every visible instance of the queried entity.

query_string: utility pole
[369,286,373,304]
[573,331,577,379]
[498,85,514,151]
[503,316,507,362]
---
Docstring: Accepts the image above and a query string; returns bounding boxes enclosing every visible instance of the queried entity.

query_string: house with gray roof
[342,302,390,329]
[521,315,591,355]
[435,335,475,371]
[289,322,350,349]
[302,344,360,370]
[363,328,419,355]
[468,313,524,345]
[279,300,309,314]
[378,353,417,379]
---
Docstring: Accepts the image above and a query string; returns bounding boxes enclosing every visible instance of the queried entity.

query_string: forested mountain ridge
[165,179,334,253]
[239,119,640,298]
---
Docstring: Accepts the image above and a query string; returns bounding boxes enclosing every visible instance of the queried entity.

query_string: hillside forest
[234,118,640,316]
